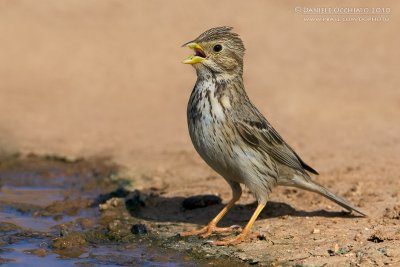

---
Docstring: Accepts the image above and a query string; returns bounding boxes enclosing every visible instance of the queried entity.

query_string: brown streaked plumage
[180,26,366,246]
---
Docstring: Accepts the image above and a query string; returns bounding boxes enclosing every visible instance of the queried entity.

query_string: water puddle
[0,211,65,232]
[1,239,197,266]
[0,155,239,266]
[2,240,77,267]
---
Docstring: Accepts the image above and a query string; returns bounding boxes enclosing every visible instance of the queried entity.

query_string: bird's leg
[180,182,242,238]
[179,197,241,238]
[210,202,266,246]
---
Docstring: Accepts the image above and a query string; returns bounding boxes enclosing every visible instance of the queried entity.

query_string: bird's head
[182,26,245,76]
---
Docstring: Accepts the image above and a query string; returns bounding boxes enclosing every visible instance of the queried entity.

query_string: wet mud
[1,154,399,266]
[0,155,244,266]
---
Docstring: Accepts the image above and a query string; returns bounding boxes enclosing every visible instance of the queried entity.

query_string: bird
[180,26,366,246]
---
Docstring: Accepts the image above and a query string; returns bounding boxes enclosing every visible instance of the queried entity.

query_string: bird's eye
[213,44,222,52]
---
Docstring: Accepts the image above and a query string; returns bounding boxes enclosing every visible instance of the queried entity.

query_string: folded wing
[234,119,319,175]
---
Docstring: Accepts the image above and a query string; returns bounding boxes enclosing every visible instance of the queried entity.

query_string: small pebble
[367,230,385,243]
[77,218,95,229]
[312,228,320,234]
[131,224,147,235]
[59,225,69,237]
[24,248,47,257]
[333,243,339,253]
[328,243,340,255]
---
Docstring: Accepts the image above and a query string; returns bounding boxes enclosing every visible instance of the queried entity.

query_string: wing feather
[235,119,318,175]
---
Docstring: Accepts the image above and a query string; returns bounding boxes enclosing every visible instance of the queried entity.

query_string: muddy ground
[0,155,244,266]
[1,1,400,266]
[1,155,399,266]
[112,152,400,266]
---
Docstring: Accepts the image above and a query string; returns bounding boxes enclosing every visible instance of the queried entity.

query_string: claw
[205,239,215,245]
[200,231,213,238]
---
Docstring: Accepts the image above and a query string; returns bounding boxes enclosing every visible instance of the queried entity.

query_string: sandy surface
[1,0,399,265]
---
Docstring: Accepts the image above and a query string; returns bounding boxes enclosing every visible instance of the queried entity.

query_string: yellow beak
[182,42,206,64]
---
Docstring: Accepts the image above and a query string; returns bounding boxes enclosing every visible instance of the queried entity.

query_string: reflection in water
[0,156,198,266]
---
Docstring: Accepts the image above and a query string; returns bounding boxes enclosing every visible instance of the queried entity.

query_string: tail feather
[281,175,367,217]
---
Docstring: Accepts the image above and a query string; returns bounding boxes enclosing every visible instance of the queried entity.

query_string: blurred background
[0,0,399,172]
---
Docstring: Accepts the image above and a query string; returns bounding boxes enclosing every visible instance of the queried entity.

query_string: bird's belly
[188,114,244,183]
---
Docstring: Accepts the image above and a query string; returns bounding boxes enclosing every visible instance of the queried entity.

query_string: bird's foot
[180,224,241,238]
[207,233,247,246]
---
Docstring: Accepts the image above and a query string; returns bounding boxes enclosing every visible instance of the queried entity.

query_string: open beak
[182,42,206,64]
